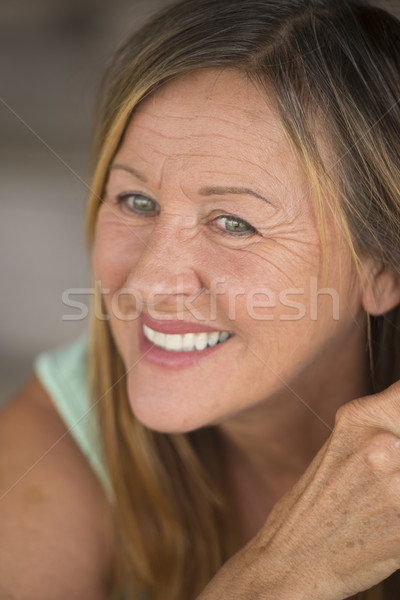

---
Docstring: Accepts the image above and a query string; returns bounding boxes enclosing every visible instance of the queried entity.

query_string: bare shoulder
[0,375,116,599]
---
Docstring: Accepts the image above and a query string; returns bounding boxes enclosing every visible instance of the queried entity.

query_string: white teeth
[182,332,195,351]
[164,334,182,351]
[143,325,232,352]
[153,331,165,347]
[207,331,220,347]
[195,332,208,351]
[143,324,154,342]
[219,331,230,342]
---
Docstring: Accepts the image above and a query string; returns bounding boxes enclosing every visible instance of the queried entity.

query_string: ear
[361,260,400,316]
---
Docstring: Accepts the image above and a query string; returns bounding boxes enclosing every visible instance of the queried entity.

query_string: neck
[218,326,370,542]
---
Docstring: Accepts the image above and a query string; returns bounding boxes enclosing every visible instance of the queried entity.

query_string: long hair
[85,1,400,598]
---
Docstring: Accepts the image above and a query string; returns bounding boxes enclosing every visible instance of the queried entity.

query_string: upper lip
[140,312,229,335]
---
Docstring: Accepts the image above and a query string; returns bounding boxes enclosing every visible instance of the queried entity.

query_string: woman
[1,0,400,598]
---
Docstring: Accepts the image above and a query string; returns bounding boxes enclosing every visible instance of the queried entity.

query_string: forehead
[114,68,304,196]
[138,70,283,156]
[136,68,280,128]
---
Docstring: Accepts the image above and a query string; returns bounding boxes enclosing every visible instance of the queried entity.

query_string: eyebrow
[199,186,274,206]
[109,163,148,182]
[109,164,273,206]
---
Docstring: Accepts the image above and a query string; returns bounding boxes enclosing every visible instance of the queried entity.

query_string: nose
[125,218,204,314]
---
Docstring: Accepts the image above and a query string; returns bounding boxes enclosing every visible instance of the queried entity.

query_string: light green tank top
[33,334,112,499]
[34,338,135,598]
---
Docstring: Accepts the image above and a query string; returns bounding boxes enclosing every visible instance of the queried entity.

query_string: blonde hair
[85,1,400,598]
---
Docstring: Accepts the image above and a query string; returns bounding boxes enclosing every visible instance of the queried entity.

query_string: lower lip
[139,327,232,368]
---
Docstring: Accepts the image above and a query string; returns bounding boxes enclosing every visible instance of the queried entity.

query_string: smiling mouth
[143,324,233,352]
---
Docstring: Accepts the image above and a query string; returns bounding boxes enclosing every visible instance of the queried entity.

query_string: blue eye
[117,193,159,215]
[213,215,257,236]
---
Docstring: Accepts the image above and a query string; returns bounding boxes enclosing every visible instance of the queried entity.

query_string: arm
[0,376,116,600]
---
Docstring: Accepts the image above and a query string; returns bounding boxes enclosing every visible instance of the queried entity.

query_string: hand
[198,381,400,599]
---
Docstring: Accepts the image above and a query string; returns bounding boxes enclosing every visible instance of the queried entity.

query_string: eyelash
[115,193,258,237]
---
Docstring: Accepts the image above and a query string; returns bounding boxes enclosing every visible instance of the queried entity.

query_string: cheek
[92,217,140,291]
[217,242,360,340]
[214,241,313,320]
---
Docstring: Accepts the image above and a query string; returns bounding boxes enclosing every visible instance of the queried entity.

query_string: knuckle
[334,399,363,430]
[362,432,400,470]
[334,402,353,428]
[362,431,400,471]
[363,446,391,470]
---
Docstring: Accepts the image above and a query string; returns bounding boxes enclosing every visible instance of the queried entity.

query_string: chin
[127,392,206,435]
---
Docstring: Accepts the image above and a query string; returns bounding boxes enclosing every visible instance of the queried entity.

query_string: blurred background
[0,0,174,404]
[1,0,399,405]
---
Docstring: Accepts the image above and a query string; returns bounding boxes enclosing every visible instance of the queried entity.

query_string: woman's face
[93,68,366,433]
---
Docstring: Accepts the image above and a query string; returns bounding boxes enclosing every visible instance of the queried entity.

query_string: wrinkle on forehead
[136,67,282,132]
[126,72,290,188]
[114,68,311,220]
[132,121,280,161]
